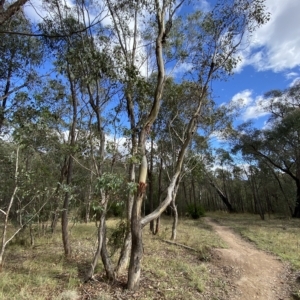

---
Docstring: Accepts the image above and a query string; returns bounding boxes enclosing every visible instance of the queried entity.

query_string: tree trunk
[0,147,19,271]
[247,169,264,220]
[254,182,264,220]
[0,0,28,25]
[271,169,292,216]
[85,171,93,223]
[127,155,147,290]
[100,219,115,280]
[154,157,163,235]
[149,137,154,233]
[115,138,137,274]
[51,157,68,233]
[183,181,189,205]
[61,62,77,257]
[127,0,207,289]
[29,224,34,247]
[0,63,12,132]
[86,208,106,280]
[208,178,235,213]
[61,155,73,256]
[293,180,300,218]
[115,226,132,274]
[171,198,178,241]
[171,182,180,240]
[127,194,144,290]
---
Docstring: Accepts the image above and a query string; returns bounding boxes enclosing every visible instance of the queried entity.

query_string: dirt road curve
[205,218,291,300]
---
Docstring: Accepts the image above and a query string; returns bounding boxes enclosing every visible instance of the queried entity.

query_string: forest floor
[78,217,300,300]
[205,217,293,300]
[1,214,300,299]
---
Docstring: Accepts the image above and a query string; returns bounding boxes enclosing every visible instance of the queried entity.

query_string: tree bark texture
[293,180,300,218]
[0,147,19,271]
[127,155,147,290]
[86,210,106,280]
[0,0,28,25]
[61,63,77,257]
[171,181,180,241]
[208,177,236,213]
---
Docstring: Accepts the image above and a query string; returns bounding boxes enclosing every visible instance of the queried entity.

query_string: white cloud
[195,0,210,12]
[230,89,253,107]
[289,77,300,87]
[167,62,193,77]
[25,0,107,25]
[209,130,227,143]
[262,120,272,131]
[242,97,269,121]
[285,72,298,80]
[24,0,50,23]
[236,0,300,72]
[230,90,269,121]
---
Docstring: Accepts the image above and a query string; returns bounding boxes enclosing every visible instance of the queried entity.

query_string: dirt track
[205,218,292,300]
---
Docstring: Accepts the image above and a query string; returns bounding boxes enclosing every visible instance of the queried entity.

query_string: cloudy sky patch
[236,0,300,73]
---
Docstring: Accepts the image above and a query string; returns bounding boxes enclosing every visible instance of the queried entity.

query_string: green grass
[208,212,300,270]
[0,217,226,299]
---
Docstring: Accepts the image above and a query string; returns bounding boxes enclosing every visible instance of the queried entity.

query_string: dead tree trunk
[207,177,236,213]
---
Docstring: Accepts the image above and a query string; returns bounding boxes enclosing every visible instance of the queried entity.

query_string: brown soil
[205,217,293,300]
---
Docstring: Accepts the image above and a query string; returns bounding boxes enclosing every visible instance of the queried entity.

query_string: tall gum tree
[127,0,269,290]
[233,82,300,217]
[106,0,141,274]
[126,0,187,289]
[0,11,42,132]
[39,0,112,257]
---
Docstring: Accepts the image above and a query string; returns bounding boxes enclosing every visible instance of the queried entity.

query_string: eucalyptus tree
[95,0,191,285]
[39,0,116,257]
[152,78,229,237]
[0,10,43,132]
[27,0,268,290]
[0,144,20,270]
[206,149,236,212]
[0,122,61,270]
[233,82,300,217]
[104,0,152,275]
[118,0,269,290]
[0,0,28,25]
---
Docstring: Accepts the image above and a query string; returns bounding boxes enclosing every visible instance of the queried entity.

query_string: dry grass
[0,217,225,300]
[4,213,300,300]
[140,218,226,299]
[0,223,94,300]
[3,214,299,299]
[208,212,300,270]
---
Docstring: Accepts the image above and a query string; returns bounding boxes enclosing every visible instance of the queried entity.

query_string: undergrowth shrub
[187,204,205,219]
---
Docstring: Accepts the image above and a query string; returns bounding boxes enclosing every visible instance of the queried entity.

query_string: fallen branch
[161,239,198,252]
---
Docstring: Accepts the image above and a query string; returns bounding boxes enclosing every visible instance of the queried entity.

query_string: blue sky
[23,0,300,133]
[211,0,300,129]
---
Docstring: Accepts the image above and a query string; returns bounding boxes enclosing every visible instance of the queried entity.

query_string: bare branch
[71,155,96,176]
[0,0,28,25]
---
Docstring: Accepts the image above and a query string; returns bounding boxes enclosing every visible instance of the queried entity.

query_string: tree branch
[0,0,28,25]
